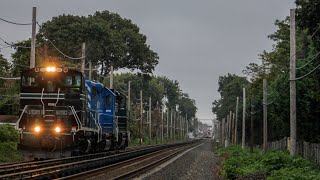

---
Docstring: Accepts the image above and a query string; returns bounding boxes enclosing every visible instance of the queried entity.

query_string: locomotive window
[65,75,81,87]
[106,95,112,106]
[22,76,38,87]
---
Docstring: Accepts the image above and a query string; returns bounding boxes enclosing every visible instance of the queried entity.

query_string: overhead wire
[36,22,85,60]
[296,51,320,70]
[0,17,32,25]
[295,63,320,80]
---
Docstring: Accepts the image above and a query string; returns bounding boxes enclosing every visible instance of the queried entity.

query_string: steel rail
[0,143,168,176]
[0,140,199,179]
[56,143,197,179]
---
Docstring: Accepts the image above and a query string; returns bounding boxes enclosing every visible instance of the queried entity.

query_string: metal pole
[242,87,246,149]
[30,7,36,69]
[235,97,239,144]
[229,111,232,144]
[226,115,229,147]
[290,9,297,156]
[263,79,268,152]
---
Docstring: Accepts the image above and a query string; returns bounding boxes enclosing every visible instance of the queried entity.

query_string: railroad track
[0,140,200,179]
[66,140,202,180]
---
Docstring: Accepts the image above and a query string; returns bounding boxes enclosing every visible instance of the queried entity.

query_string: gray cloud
[0,0,295,124]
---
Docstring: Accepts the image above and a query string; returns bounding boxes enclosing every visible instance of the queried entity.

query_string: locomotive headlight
[34,126,41,133]
[46,66,56,72]
[55,127,61,133]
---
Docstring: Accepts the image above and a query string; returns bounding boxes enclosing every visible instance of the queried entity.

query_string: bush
[0,124,19,143]
[217,145,320,179]
[0,142,22,162]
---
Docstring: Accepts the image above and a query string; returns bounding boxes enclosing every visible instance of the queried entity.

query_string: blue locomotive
[17,66,128,159]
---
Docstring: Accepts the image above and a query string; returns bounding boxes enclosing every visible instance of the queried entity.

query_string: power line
[37,22,85,60]
[0,17,32,25]
[296,51,320,70]
[295,63,320,80]
[0,37,34,49]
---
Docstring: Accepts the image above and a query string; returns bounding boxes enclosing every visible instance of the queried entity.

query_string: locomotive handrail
[40,88,45,115]
[16,105,28,129]
[54,88,61,106]
[69,106,82,130]
[89,111,102,141]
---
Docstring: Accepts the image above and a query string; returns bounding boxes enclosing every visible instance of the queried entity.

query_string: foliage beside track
[0,124,22,162]
[216,145,320,179]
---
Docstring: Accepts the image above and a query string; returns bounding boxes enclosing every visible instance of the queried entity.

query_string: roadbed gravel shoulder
[142,139,223,180]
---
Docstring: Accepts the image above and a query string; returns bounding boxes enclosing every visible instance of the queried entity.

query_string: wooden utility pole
[186,113,188,139]
[110,66,114,89]
[226,115,229,147]
[173,112,176,141]
[81,43,86,73]
[161,109,164,143]
[149,97,152,144]
[235,97,239,144]
[222,118,225,146]
[170,110,173,141]
[290,9,297,156]
[232,112,235,144]
[127,81,131,142]
[250,96,254,152]
[229,111,232,144]
[242,87,246,149]
[30,7,36,69]
[263,78,268,152]
[166,108,169,143]
[88,61,92,80]
[139,91,143,145]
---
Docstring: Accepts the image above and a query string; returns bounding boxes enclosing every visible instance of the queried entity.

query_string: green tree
[38,11,159,75]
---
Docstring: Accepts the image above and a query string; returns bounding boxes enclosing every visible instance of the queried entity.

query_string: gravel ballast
[143,139,223,180]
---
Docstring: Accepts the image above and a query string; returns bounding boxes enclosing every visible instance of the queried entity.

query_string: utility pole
[229,111,232,144]
[139,91,143,145]
[149,97,152,144]
[30,7,36,69]
[167,110,169,142]
[186,113,188,139]
[127,81,131,142]
[170,110,173,141]
[222,118,225,146]
[161,109,164,143]
[250,96,254,152]
[226,115,229,147]
[81,43,86,73]
[232,112,235,144]
[235,97,239,144]
[88,61,92,80]
[290,9,297,156]
[263,78,268,152]
[110,66,114,89]
[242,87,246,149]
[173,111,176,141]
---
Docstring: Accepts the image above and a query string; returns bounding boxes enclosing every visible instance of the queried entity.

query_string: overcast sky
[0,0,295,124]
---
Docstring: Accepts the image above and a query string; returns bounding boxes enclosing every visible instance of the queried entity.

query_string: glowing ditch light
[55,127,61,133]
[34,126,40,133]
